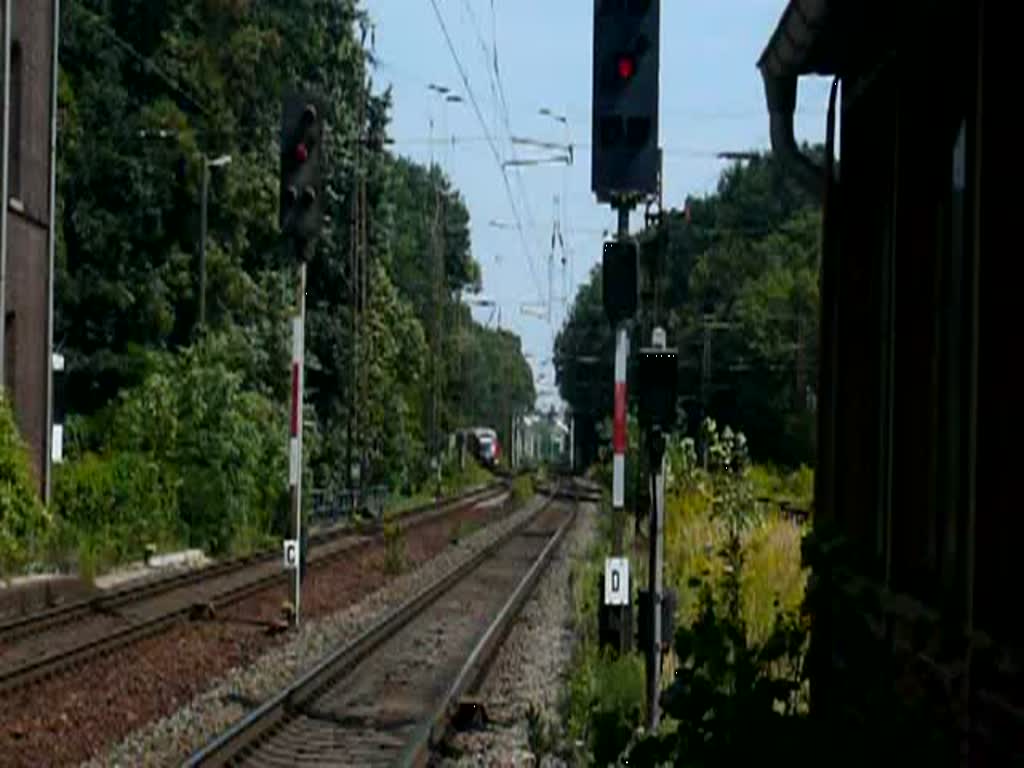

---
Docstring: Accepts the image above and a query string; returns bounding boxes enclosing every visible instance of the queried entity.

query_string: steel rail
[397,497,576,767]
[184,488,565,767]
[0,483,502,644]
[0,484,510,693]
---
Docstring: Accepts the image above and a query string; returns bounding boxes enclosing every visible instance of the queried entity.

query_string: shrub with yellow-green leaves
[0,395,51,578]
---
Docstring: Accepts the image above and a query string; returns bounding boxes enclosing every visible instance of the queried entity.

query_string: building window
[8,42,23,201]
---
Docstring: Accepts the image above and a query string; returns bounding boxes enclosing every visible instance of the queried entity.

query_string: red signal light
[617,55,635,80]
[295,143,309,163]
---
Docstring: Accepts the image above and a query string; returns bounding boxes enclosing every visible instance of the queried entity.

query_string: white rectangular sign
[283,539,298,570]
[604,557,630,606]
[51,424,64,464]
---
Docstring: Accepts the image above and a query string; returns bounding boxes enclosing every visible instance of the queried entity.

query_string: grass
[382,519,405,575]
[741,513,807,643]
[660,466,810,645]
[559,499,647,767]
[511,474,535,506]
[449,518,484,544]
[558,462,813,765]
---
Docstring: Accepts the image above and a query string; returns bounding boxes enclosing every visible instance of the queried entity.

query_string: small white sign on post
[283,539,298,570]
[52,424,64,464]
[604,557,630,606]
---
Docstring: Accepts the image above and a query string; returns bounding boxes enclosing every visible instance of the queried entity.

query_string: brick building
[2,0,58,501]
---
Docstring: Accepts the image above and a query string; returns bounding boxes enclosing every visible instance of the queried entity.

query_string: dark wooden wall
[819,1,1022,762]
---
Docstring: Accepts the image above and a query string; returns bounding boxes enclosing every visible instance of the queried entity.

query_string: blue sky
[365,0,832,412]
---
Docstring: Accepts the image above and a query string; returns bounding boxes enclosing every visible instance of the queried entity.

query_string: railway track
[185,488,576,767]
[0,483,510,694]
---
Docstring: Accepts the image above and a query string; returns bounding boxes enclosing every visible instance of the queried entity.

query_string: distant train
[463,427,501,469]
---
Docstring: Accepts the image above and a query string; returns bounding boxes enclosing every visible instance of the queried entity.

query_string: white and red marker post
[612,325,629,551]
[288,263,307,627]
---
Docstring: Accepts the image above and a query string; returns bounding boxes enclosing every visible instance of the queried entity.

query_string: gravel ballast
[438,500,598,768]
[82,494,551,768]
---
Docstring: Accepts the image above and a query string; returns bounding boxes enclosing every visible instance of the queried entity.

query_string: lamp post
[135,131,231,336]
[199,153,232,332]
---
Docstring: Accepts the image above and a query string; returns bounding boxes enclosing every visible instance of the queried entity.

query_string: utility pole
[796,314,806,410]
[358,102,369,496]
[348,129,359,509]
[1,0,11,390]
[430,182,444,494]
[569,411,575,473]
[701,312,712,469]
[197,154,232,334]
[549,195,561,325]
[199,160,208,331]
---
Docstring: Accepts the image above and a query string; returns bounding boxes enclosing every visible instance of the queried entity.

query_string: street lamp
[136,130,232,335]
[199,153,232,332]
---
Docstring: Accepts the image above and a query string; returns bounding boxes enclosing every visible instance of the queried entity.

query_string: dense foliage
[0,397,51,577]
[43,0,533,566]
[555,154,820,469]
[562,423,814,767]
[566,425,952,767]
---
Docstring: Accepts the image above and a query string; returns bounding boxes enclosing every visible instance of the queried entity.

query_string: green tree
[0,397,51,576]
[556,152,821,469]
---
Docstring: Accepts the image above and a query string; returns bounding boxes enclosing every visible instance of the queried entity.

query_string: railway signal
[280,91,325,256]
[602,239,639,325]
[280,90,326,628]
[591,0,661,201]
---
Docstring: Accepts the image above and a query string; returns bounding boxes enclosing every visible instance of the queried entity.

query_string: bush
[0,395,50,577]
[628,575,809,767]
[51,451,179,568]
[510,474,534,506]
[108,334,288,556]
[566,644,646,766]
[41,332,290,572]
[560,516,646,767]
[382,518,405,574]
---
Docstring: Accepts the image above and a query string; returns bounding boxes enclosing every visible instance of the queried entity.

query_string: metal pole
[570,413,575,473]
[1,0,12,390]
[646,433,665,728]
[612,203,630,555]
[199,158,208,332]
[646,328,667,730]
[289,261,307,627]
[701,313,711,469]
[44,0,61,505]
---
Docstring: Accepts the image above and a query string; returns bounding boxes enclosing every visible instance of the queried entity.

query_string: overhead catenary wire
[481,0,548,311]
[426,0,544,302]
[66,4,217,120]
